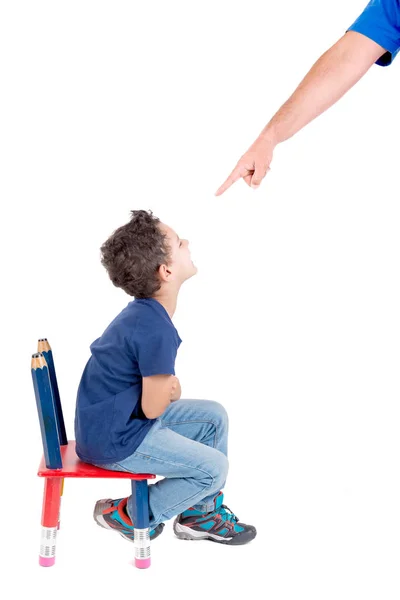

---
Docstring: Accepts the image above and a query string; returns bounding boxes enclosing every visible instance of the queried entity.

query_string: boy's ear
[158,264,172,282]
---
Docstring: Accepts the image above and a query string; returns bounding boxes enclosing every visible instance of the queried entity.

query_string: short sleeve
[347,0,400,66]
[134,326,180,377]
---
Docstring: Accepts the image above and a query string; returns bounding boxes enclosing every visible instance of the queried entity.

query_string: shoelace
[218,504,239,524]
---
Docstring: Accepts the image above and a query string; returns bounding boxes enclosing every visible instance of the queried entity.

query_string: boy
[75,210,256,545]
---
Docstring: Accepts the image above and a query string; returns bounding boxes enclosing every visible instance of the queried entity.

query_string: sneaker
[93,497,164,542]
[173,492,256,545]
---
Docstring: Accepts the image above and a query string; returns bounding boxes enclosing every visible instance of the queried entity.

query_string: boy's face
[159,223,197,285]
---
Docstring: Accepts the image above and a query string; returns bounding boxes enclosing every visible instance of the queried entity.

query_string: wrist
[259,124,279,147]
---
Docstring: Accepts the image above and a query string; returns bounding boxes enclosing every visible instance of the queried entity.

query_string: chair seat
[38,440,155,480]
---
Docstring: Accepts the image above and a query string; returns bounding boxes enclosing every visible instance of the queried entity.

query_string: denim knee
[206,400,229,431]
[208,450,229,492]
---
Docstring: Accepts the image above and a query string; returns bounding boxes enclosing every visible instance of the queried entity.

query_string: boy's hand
[170,376,181,402]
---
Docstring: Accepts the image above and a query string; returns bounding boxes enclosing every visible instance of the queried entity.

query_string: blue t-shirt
[74,298,182,464]
[348,0,400,66]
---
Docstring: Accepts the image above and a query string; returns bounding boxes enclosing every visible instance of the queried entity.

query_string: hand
[170,376,181,402]
[215,134,275,196]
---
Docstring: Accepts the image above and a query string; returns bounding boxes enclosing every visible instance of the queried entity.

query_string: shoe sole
[173,520,257,545]
[93,499,164,542]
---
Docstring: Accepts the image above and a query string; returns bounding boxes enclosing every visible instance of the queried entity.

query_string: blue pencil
[37,339,68,446]
[31,353,62,470]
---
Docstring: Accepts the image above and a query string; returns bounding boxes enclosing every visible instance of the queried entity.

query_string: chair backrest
[38,339,68,446]
[31,339,68,469]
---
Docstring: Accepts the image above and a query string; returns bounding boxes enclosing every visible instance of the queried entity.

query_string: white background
[1,1,399,598]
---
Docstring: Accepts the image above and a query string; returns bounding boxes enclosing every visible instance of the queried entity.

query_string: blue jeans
[98,399,229,529]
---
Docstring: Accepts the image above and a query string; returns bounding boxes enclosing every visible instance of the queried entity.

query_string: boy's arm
[142,374,177,419]
[170,376,181,401]
[136,324,182,417]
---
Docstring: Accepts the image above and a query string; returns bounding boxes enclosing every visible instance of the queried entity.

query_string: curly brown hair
[100,210,171,298]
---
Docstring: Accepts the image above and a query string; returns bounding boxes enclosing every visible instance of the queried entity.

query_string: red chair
[32,339,155,569]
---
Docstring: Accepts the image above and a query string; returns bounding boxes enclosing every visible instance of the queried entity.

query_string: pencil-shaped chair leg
[130,480,151,569]
[39,477,62,567]
[57,478,64,530]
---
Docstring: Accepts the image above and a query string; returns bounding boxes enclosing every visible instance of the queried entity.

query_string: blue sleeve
[348,0,400,66]
[134,326,179,377]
